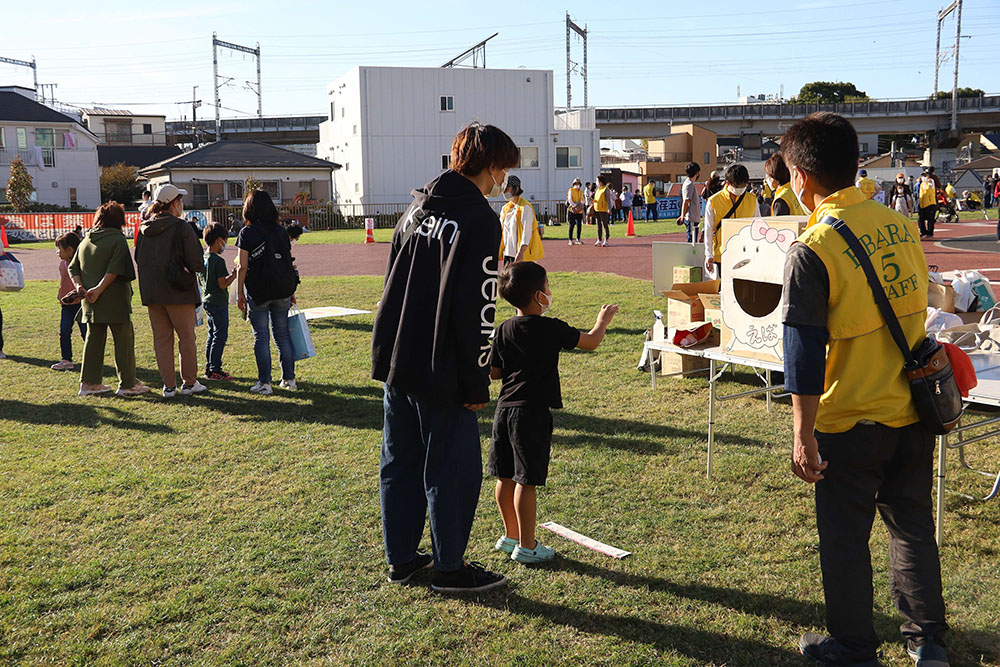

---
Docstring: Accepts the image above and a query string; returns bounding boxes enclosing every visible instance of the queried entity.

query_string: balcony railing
[601,151,691,165]
[0,147,54,167]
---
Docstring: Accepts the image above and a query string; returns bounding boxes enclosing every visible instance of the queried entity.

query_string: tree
[791,81,870,104]
[933,87,984,100]
[245,175,261,193]
[7,156,33,212]
[100,163,145,206]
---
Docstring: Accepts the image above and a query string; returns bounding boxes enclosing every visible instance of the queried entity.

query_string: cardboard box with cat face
[720,216,809,363]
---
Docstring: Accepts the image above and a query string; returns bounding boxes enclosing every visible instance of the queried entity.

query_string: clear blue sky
[2,0,997,121]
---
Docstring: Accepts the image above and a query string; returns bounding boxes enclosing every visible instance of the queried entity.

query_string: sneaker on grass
[250,381,273,395]
[387,550,433,584]
[116,383,151,397]
[799,633,880,667]
[180,381,207,395]
[279,378,297,391]
[907,638,949,667]
[206,370,234,381]
[162,386,178,398]
[511,540,556,564]
[494,536,518,554]
[430,561,507,594]
[51,360,75,371]
[79,383,112,396]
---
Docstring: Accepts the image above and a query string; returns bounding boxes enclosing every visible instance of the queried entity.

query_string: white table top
[644,341,784,372]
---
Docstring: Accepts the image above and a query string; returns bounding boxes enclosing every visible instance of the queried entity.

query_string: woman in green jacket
[68,202,150,396]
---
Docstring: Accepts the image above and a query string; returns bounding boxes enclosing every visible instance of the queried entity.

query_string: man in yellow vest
[917,171,938,238]
[781,112,948,667]
[593,175,612,247]
[856,169,879,200]
[765,153,805,216]
[642,179,658,221]
[703,164,760,277]
[499,175,544,264]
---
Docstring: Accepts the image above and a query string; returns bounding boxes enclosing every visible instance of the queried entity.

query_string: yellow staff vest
[772,184,804,216]
[594,186,610,212]
[857,177,877,200]
[797,187,928,433]
[919,181,937,208]
[568,187,583,203]
[499,196,545,262]
[708,189,758,262]
[643,183,656,204]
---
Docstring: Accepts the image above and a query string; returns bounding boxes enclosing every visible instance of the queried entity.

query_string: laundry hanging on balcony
[32,146,45,170]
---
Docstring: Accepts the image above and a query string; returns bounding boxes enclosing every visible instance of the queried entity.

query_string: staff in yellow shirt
[499,175,544,264]
[703,164,760,276]
[593,175,612,247]
[781,112,948,667]
[764,153,804,216]
[642,180,658,221]
[856,169,879,200]
[917,172,938,238]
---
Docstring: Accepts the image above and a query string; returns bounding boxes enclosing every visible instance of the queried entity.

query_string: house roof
[953,155,1000,172]
[139,140,340,173]
[0,91,82,124]
[97,145,183,169]
[82,108,133,117]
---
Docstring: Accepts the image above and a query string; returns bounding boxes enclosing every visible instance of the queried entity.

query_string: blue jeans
[204,302,229,373]
[685,218,698,243]
[59,303,86,362]
[379,384,483,572]
[247,295,294,384]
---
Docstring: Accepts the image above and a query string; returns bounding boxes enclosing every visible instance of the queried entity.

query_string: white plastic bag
[0,252,25,292]
[925,307,962,333]
[951,270,997,312]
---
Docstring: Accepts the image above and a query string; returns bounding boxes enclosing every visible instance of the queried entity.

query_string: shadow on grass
[1,399,175,434]
[549,410,774,454]
[4,353,161,380]
[308,319,373,333]
[192,381,383,429]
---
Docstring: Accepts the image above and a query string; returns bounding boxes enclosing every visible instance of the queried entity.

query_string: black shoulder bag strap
[820,215,916,369]
[723,191,748,220]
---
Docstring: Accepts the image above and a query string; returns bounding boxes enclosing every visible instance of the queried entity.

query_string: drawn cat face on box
[721,219,795,359]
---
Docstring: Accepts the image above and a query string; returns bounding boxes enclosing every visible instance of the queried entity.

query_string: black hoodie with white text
[371,170,501,406]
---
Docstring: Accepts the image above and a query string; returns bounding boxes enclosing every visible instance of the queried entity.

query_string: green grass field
[1,274,998,665]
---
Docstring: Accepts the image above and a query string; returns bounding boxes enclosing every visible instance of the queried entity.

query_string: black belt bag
[823,216,962,434]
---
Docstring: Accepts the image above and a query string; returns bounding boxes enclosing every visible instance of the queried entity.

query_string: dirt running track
[11,218,1000,283]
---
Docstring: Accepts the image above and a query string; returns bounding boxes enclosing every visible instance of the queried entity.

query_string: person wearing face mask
[372,122,519,594]
[499,175,544,265]
[703,164,760,277]
[781,113,948,667]
[487,260,618,564]
[888,173,914,218]
[917,171,938,238]
[566,178,585,245]
[765,153,804,217]
[593,175,612,246]
[855,169,879,201]
[678,161,702,243]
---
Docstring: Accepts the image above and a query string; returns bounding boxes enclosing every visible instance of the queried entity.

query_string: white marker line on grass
[540,521,631,559]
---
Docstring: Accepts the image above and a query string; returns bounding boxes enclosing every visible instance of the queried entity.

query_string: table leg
[765,370,772,414]
[936,432,947,546]
[707,359,716,479]
[650,354,657,390]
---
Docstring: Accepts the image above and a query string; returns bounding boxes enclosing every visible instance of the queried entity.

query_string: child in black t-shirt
[489,261,618,564]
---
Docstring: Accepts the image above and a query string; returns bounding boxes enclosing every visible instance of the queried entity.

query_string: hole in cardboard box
[733,279,782,319]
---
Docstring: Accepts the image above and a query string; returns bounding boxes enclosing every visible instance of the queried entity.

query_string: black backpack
[243,225,299,303]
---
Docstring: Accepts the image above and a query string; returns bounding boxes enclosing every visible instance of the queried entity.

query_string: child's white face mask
[536,290,552,314]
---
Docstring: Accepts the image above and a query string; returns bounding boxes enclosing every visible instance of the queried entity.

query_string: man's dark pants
[646,201,658,221]
[379,383,483,572]
[815,421,947,660]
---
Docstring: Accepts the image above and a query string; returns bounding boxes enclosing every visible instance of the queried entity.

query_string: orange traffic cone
[626,210,636,237]
[1,223,8,248]
[364,217,375,244]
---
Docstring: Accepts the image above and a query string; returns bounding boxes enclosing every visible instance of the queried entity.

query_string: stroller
[935,191,958,224]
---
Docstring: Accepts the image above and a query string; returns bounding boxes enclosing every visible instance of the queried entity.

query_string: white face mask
[488,170,508,198]
[791,167,814,214]
[503,192,515,202]
[536,290,552,314]
[727,184,747,197]
[573,184,580,189]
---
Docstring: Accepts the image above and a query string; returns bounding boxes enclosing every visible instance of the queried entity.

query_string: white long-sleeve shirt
[703,198,761,256]
[500,199,536,259]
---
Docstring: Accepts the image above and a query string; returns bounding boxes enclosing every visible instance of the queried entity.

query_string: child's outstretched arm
[577,304,619,351]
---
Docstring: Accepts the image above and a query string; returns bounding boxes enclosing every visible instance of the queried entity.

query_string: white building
[82,108,168,146]
[0,86,101,209]
[318,66,600,205]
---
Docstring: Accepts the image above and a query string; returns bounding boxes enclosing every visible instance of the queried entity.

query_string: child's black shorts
[488,405,553,486]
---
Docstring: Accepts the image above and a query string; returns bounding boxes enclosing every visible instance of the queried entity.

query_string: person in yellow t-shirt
[855,169,879,200]
[764,152,804,216]
[917,172,938,238]
[703,164,760,276]
[781,112,948,667]
[642,180,658,221]
[566,178,585,245]
[593,175,612,246]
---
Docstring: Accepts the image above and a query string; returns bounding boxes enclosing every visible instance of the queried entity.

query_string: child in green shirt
[202,223,237,380]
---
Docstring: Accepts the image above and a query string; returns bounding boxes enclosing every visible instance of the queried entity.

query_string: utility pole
[565,13,588,110]
[212,33,262,141]
[0,56,37,97]
[190,86,202,147]
[950,0,962,131]
[213,33,220,142]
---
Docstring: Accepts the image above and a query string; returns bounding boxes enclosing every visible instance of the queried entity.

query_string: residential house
[138,140,340,208]
[82,108,183,171]
[605,124,718,193]
[0,86,101,208]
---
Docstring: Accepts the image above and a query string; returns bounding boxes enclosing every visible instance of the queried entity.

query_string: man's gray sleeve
[782,242,830,328]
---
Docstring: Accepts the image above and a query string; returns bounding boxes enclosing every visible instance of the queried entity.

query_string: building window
[142,124,152,135]
[192,183,209,208]
[441,154,451,170]
[345,163,349,171]
[260,181,280,201]
[0,127,5,148]
[859,143,869,153]
[353,124,358,135]
[69,188,78,205]
[226,181,244,201]
[0,188,7,203]
[16,127,27,149]
[704,152,710,164]
[298,182,313,199]
[106,121,132,144]
[355,183,359,193]
[556,146,582,169]
[330,102,335,121]
[520,147,539,169]
[440,95,454,112]
[341,108,345,118]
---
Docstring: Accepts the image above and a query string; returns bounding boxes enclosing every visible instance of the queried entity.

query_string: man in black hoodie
[372,123,520,593]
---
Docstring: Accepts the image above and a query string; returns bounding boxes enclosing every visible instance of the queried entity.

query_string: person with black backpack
[235,190,300,395]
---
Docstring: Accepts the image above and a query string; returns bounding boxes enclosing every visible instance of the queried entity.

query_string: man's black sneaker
[907,638,949,666]
[430,561,507,593]
[387,550,433,584]
[799,633,881,667]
